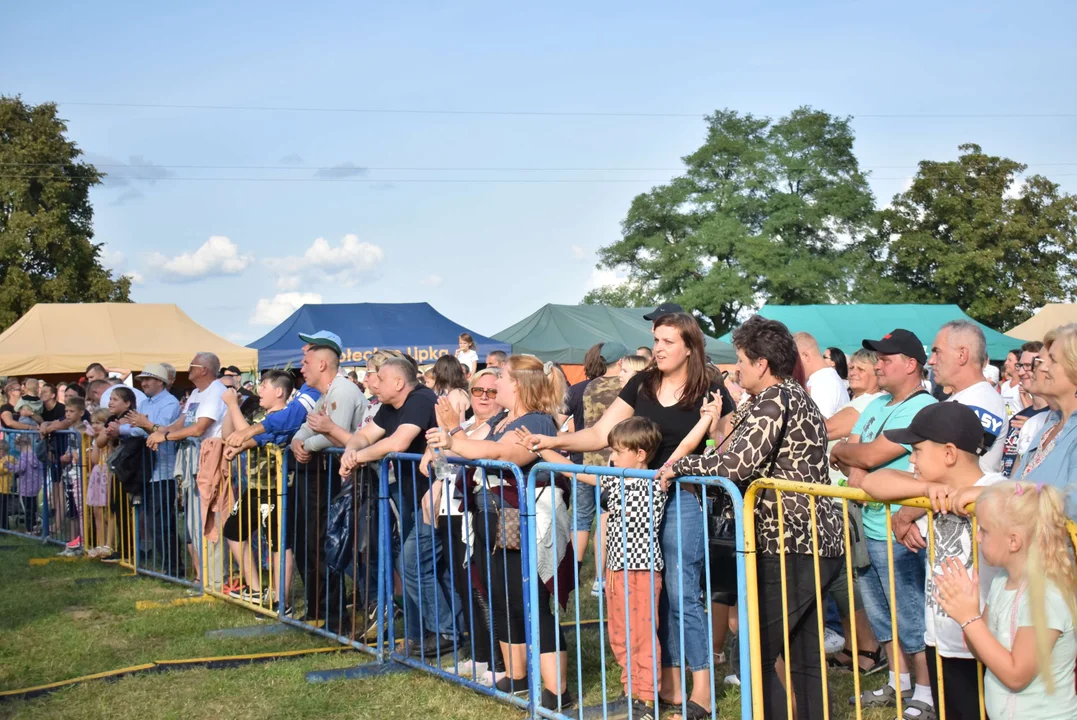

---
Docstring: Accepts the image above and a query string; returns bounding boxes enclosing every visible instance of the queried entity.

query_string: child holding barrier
[8,432,44,533]
[934,481,1077,719]
[861,402,1006,719]
[85,408,112,557]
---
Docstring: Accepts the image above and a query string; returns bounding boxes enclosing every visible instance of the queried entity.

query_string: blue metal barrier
[0,430,84,549]
[523,463,751,720]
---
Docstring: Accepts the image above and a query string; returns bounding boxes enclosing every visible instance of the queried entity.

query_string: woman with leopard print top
[666,315,845,720]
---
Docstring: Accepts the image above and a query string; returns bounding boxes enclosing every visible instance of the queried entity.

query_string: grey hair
[194,352,221,377]
[850,348,877,366]
[941,320,988,367]
[160,362,177,387]
[380,357,418,387]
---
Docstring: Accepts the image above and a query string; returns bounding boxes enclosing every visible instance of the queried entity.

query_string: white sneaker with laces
[590,578,604,597]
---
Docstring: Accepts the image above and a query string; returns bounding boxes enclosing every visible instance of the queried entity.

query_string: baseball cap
[643,303,685,322]
[137,363,169,382]
[883,403,988,456]
[862,329,927,366]
[298,330,343,357]
[599,341,629,364]
[221,365,241,377]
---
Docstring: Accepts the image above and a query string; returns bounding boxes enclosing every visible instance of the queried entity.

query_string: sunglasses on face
[470,387,498,399]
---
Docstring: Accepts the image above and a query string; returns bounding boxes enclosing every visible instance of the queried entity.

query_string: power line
[4,162,1077,172]
[2,173,1075,184]
[52,100,1077,119]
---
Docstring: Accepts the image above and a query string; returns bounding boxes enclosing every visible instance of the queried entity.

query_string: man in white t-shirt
[927,321,1006,473]
[794,332,850,419]
[147,352,231,588]
[997,348,1026,419]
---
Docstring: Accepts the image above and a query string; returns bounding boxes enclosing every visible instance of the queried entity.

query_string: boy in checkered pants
[601,417,668,718]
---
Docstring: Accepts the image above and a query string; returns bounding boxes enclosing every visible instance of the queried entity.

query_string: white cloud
[249,292,322,326]
[123,271,145,285]
[421,274,442,287]
[571,245,588,261]
[587,267,628,291]
[100,244,125,270]
[147,236,255,282]
[265,234,384,288]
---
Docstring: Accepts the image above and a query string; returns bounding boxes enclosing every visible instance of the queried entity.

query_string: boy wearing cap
[861,403,1003,720]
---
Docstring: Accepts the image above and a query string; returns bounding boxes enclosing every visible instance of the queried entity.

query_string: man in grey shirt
[287,330,366,630]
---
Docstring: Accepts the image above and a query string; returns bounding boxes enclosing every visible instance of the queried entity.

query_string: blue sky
[5,0,1075,345]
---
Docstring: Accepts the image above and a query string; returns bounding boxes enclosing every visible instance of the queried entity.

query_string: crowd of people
[6,313,1077,720]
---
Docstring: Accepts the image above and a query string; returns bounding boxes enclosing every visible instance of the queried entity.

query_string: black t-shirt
[618,370,735,469]
[374,385,439,499]
[0,403,18,429]
[42,402,66,423]
[565,379,591,464]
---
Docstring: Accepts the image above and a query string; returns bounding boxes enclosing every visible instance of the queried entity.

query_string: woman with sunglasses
[418,368,506,686]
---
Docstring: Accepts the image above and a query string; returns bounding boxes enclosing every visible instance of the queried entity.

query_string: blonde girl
[935,481,1077,719]
[618,354,648,388]
[85,409,112,557]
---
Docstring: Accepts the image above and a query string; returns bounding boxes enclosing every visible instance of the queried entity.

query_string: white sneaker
[724,673,741,686]
[823,628,845,655]
[591,578,604,597]
[450,660,488,677]
[58,547,81,558]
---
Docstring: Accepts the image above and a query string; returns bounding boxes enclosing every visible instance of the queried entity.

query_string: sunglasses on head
[470,387,498,399]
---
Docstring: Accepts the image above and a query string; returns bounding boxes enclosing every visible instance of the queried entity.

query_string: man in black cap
[219,366,242,389]
[859,402,1003,720]
[829,328,937,710]
[642,302,684,323]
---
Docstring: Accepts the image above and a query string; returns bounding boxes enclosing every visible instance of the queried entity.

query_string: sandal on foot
[851,684,912,708]
[901,698,937,720]
[857,647,889,677]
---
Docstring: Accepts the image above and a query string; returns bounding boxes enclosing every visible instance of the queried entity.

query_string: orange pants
[606,568,663,701]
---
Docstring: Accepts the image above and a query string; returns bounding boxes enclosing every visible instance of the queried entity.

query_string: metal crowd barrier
[740,478,1040,720]
[0,429,85,549]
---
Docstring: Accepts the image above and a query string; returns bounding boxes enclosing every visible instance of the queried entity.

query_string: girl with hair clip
[935,481,1077,719]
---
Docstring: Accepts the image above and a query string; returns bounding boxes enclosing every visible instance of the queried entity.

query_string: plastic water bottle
[705,439,716,454]
[431,448,453,481]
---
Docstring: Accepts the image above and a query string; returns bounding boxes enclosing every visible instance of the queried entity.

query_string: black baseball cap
[883,403,987,456]
[643,303,684,322]
[862,328,927,366]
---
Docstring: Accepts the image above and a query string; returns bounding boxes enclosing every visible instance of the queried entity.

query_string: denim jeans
[859,538,926,654]
[398,489,460,642]
[148,479,182,577]
[658,490,709,671]
[571,476,597,534]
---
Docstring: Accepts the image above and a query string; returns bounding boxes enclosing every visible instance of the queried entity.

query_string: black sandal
[856,647,888,676]
[665,699,711,720]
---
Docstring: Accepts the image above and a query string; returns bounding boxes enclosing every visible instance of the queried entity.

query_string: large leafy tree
[583,107,876,335]
[0,96,130,331]
[855,144,1077,329]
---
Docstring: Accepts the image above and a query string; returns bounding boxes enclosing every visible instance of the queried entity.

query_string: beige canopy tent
[0,303,257,376]
[1005,304,1077,341]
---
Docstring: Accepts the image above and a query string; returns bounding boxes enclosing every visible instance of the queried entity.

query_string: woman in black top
[522,313,734,719]
[0,382,35,431]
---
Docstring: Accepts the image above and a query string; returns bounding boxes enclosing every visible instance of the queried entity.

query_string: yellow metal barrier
[742,478,1008,720]
[201,444,285,620]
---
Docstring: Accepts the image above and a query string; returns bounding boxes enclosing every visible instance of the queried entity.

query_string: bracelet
[960,614,982,630]
[448,426,465,437]
[164,432,170,442]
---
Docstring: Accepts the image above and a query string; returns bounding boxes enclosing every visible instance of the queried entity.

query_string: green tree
[0,96,130,331]
[856,144,1077,329]
[583,107,876,335]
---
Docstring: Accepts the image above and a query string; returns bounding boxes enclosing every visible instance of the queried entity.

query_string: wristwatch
[448,426,465,437]
[152,424,159,433]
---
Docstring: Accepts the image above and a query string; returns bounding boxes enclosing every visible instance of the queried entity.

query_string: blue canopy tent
[248,302,510,369]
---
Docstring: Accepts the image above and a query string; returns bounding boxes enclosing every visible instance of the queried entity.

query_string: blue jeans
[859,538,926,654]
[571,477,597,534]
[398,492,460,642]
[658,490,709,671]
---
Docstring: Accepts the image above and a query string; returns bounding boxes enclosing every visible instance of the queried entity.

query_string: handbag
[491,486,549,551]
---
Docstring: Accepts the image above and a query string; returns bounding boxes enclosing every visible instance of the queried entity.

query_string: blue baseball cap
[298,330,343,357]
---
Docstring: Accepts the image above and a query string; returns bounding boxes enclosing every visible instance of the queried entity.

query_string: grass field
[0,534,898,719]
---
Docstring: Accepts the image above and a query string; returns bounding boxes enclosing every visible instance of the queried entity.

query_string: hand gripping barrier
[522,463,751,720]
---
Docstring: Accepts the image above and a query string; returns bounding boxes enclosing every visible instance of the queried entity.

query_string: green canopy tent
[493,304,737,374]
[718,304,1019,361]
